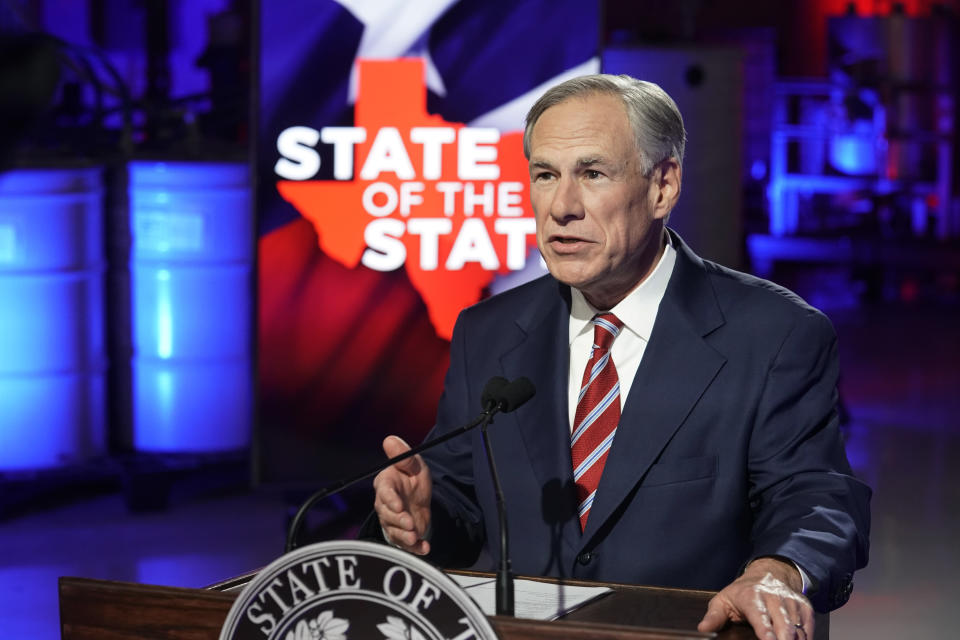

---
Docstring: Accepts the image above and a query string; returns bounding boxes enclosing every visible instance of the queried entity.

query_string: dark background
[1,1,958,638]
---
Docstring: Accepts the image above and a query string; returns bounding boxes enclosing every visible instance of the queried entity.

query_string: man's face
[528,93,673,309]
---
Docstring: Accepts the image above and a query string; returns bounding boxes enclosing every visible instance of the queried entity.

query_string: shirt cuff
[791,559,812,595]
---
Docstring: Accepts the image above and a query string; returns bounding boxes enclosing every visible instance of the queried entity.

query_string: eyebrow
[529,156,608,171]
[575,156,605,169]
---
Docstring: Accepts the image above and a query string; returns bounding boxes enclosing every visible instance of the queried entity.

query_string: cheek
[534,213,549,243]
[530,186,552,214]
[619,224,646,256]
[531,197,548,226]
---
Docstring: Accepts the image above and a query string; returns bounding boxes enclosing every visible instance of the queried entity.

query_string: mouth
[548,234,589,244]
[546,234,592,253]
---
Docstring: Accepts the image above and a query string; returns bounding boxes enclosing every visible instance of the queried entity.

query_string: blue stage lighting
[0,168,106,470]
[128,161,253,452]
[830,121,877,176]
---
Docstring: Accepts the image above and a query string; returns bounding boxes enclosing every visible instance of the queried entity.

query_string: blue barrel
[0,168,106,470]
[128,161,252,452]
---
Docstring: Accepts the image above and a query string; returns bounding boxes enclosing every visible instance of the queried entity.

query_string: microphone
[495,376,535,413]
[284,376,532,554]
[481,376,510,411]
[479,375,535,616]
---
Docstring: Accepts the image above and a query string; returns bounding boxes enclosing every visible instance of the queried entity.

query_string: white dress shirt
[567,239,677,430]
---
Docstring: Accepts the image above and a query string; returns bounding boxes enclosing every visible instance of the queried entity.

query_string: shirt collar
[568,234,677,345]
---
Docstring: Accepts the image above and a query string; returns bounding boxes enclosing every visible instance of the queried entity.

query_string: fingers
[746,576,814,640]
[699,572,814,640]
[382,435,423,477]
[375,485,431,556]
[374,481,424,554]
[404,538,431,555]
[373,471,424,537]
[381,523,431,555]
[772,593,814,640]
[382,435,411,457]
[373,435,433,555]
[373,476,409,525]
[697,594,737,632]
[741,586,776,640]
[796,597,814,638]
[373,468,408,515]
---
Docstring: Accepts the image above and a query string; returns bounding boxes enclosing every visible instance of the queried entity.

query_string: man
[372,75,870,640]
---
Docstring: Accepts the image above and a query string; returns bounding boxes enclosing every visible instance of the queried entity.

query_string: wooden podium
[59,571,828,640]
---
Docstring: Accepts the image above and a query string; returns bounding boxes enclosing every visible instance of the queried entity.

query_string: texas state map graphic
[276,58,537,340]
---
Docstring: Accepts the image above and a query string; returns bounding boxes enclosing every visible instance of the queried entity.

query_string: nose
[548,174,585,223]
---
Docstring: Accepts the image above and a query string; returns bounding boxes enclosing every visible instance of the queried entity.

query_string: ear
[651,158,682,220]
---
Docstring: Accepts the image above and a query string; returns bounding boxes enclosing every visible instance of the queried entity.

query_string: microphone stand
[285,402,499,554]
[480,417,513,616]
[285,374,531,618]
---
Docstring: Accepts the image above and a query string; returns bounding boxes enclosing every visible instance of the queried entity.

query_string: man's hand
[698,557,814,640]
[372,436,432,555]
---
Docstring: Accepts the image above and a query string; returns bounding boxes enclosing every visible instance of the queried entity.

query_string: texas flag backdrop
[257,0,599,482]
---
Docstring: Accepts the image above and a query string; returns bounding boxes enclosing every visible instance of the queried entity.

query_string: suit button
[577,552,593,565]
[832,575,854,607]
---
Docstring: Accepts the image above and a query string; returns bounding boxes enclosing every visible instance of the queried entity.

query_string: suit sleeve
[747,308,871,612]
[417,309,487,568]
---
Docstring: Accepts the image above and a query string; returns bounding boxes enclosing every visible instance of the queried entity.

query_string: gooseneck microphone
[493,376,535,412]
[284,376,535,556]
[480,375,534,616]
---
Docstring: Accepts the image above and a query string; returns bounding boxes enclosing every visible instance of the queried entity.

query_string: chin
[551,271,595,292]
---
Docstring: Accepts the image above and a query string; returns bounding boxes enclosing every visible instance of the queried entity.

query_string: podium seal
[220,540,497,640]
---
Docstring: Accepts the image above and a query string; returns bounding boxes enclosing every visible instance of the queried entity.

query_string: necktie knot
[592,313,623,352]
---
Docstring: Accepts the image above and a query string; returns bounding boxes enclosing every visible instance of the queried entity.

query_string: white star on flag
[334,0,457,100]
[332,0,601,296]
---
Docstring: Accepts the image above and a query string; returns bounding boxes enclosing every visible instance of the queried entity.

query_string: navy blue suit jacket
[419,230,870,612]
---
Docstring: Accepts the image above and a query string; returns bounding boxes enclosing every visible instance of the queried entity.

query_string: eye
[584,169,603,180]
[533,171,555,182]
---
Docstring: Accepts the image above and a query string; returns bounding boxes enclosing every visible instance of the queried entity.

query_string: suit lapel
[499,279,583,554]
[580,235,727,545]
[499,280,572,491]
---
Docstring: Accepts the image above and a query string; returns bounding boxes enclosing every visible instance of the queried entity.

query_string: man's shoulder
[447,274,564,355]
[461,273,563,321]
[670,230,824,325]
[695,256,833,331]
[705,260,809,307]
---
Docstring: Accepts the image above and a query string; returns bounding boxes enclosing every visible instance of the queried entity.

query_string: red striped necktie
[571,313,624,530]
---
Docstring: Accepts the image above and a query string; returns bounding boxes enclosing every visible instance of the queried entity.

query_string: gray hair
[522,74,686,176]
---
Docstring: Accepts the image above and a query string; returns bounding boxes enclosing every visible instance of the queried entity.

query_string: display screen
[257,0,598,482]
